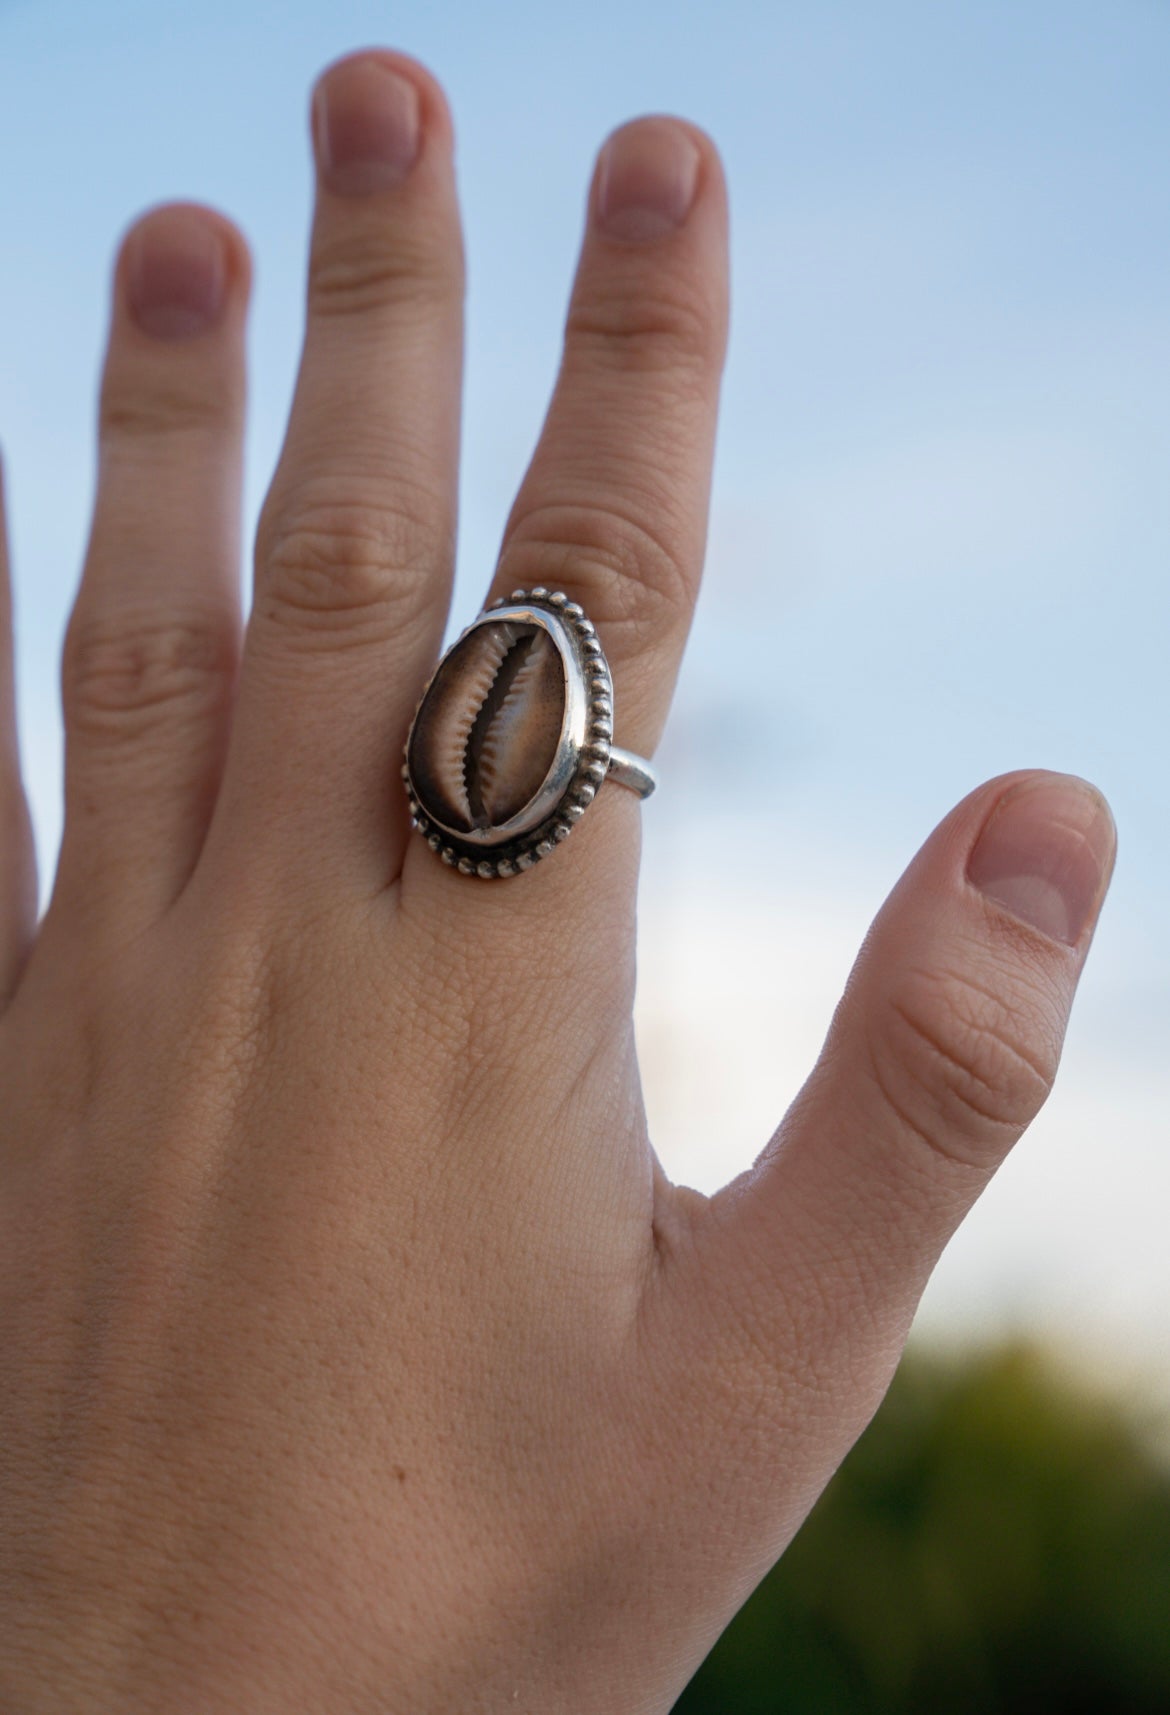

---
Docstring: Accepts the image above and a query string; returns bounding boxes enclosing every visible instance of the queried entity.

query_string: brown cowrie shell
[409,621,564,834]
[404,592,621,878]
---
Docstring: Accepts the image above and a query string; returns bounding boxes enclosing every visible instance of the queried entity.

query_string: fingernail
[314,58,421,195]
[968,775,1117,947]
[125,209,227,340]
[597,120,700,240]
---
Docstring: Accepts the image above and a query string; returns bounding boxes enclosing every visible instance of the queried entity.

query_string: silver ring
[402,587,656,879]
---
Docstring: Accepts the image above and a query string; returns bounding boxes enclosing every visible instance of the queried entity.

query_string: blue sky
[1,0,1168,1371]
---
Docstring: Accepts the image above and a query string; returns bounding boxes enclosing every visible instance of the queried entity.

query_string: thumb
[651,771,1116,1583]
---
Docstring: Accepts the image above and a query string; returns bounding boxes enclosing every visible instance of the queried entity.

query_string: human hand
[0,49,1116,1714]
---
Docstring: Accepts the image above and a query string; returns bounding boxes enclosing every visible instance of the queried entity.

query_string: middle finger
[212,51,464,887]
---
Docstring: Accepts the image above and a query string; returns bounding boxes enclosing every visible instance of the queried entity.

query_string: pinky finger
[0,453,38,1003]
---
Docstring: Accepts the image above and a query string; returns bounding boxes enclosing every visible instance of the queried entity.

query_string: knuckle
[565,277,722,377]
[255,487,446,640]
[870,963,1061,1168]
[62,607,234,738]
[500,498,692,651]
[307,221,462,321]
[100,377,236,446]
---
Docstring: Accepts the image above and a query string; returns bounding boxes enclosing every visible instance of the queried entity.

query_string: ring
[402,587,656,879]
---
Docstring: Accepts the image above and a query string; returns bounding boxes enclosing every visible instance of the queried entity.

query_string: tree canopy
[675,1342,1170,1714]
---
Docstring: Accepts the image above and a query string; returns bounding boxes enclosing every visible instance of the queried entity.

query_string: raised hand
[0,50,1115,1714]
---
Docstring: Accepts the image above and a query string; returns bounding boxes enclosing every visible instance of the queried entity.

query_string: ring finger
[51,203,250,946]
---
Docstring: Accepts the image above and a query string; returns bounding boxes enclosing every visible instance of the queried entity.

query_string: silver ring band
[606,746,657,799]
[402,587,654,879]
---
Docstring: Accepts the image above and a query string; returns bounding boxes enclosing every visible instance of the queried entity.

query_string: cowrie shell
[406,600,592,856]
[409,621,564,834]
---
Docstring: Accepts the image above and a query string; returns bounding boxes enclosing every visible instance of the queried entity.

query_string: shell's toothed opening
[409,621,566,836]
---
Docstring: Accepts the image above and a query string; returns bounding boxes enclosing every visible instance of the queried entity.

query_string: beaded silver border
[401,588,614,879]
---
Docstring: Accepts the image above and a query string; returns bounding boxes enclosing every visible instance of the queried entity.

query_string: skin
[0,49,1117,1715]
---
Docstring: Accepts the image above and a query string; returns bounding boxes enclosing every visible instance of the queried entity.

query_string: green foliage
[675,1343,1170,1714]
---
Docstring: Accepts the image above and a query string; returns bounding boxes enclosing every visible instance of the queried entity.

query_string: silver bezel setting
[402,588,614,879]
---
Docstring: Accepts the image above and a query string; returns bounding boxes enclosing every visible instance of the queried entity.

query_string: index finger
[401,116,729,921]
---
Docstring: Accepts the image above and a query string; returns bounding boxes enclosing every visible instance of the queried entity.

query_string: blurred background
[1,0,1167,1703]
